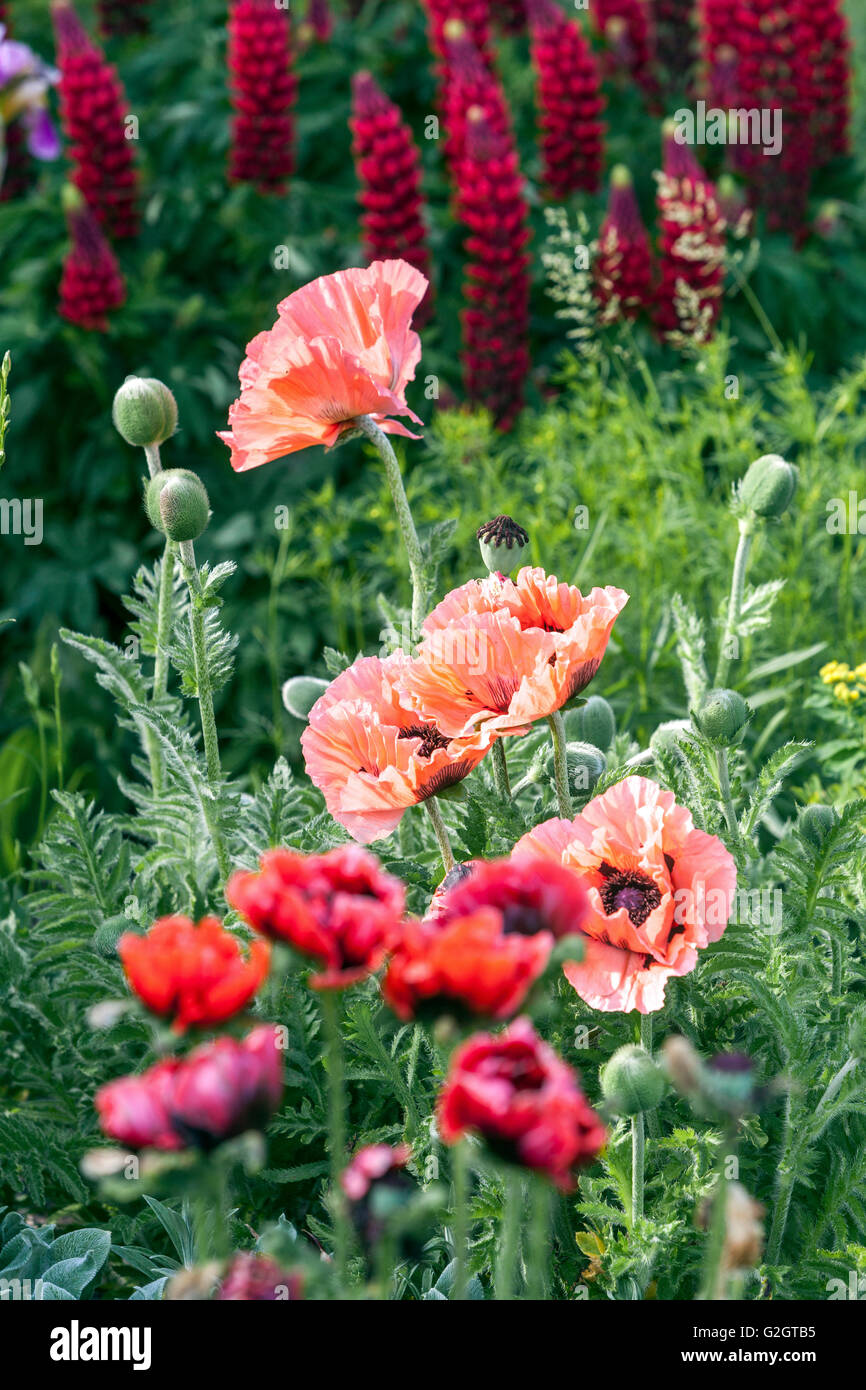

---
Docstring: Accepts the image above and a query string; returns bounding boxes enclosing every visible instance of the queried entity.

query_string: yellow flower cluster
[820,660,866,705]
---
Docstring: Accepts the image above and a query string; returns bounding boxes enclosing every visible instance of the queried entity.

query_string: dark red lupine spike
[97,0,153,39]
[528,0,606,198]
[350,71,433,325]
[51,0,139,239]
[654,123,725,345]
[594,165,653,323]
[594,0,659,98]
[793,0,851,167]
[227,0,296,193]
[309,0,333,42]
[441,21,510,169]
[651,0,695,86]
[59,194,126,331]
[454,104,531,430]
[421,0,492,65]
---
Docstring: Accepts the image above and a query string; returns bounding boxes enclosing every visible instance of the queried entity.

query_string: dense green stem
[178,539,230,880]
[424,797,455,873]
[153,539,176,702]
[547,710,572,818]
[765,1093,796,1265]
[143,442,162,479]
[494,1171,522,1301]
[715,748,741,848]
[527,1179,551,1301]
[452,1141,470,1302]
[698,1142,731,1300]
[631,1111,645,1226]
[491,739,511,800]
[356,414,427,641]
[715,517,754,687]
[320,991,351,1289]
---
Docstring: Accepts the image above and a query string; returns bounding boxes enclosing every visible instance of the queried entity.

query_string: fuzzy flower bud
[738,454,798,520]
[281,675,329,720]
[692,688,750,748]
[575,694,616,750]
[112,376,178,448]
[547,741,607,797]
[476,514,529,574]
[600,1043,664,1115]
[798,803,838,850]
[145,468,210,542]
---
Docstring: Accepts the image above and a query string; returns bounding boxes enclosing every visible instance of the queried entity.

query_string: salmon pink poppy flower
[437,1016,606,1188]
[219,259,428,472]
[118,915,271,1032]
[399,567,628,736]
[382,908,553,1022]
[513,775,737,1014]
[226,843,405,988]
[300,652,496,844]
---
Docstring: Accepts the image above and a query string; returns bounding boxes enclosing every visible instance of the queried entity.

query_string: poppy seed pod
[739,454,798,520]
[281,675,329,721]
[600,1044,664,1115]
[112,376,178,448]
[692,688,750,748]
[799,803,838,850]
[476,514,529,574]
[576,694,616,750]
[145,469,210,542]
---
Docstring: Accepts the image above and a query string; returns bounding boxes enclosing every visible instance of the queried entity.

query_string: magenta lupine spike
[350,71,433,325]
[454,105,531,430]
[528,0,606,198]
[593,0,658,99]
[654,124,726,345]
[421,0,492,64]
[227,0,296,193]
[441,21,510,170]
[59,191,125,331]
[651,0,695,85]
[594,165,653,323]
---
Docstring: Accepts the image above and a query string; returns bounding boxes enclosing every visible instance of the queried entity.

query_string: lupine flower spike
[654,122,726,345]
[421,0,492,67]
[350,72,433,324]
[58,184,125,330]
[528,0,606,198]
[594,164,653,323]
[652,0,695,86]
[441,20,510,171]
[593,0,658,101]
[227,0,296,192]
[51,0,139,238]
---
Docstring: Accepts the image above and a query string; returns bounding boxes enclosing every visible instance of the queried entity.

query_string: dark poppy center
[398,722,450,759]
[598,865,662,927]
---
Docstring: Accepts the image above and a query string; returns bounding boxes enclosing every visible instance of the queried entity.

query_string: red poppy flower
[95,1025,283,1151]
[226,844,406,988]
[118,915,271,1032]
[433,856,587,940]
[437,1017,606,1188]
[341,1142,412,1201]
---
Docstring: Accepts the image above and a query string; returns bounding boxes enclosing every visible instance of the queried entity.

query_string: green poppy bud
[282,675,329,720]
[476,514,529,575]
[558,741,607,795]
[600,1044,665,1115]
[798,803,838,850]
[738,454,797,520]
[113,376,178,448]
[692,688,750,747]
[93,915,138,959]
[145,468,210,542]
[577,695,616,750]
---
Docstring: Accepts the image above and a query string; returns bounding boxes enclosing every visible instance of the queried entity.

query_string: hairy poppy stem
[425,797,456,872]
[631,1111,645,1226]
[715,748,741,850]
[547,710,572,817]
[527,1178,551,1300]
[698,1138,731,1299]
[452,1140,470,1300]
[494,1169,522,1300]
[153,540,176,705]
[320,990,351,1288]
[356,414,428,641]
[491,739,511,800]
[715,516,754,687]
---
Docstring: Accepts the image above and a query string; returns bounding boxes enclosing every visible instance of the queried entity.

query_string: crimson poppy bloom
[382,908,552,1022]
[341,1142,412,1201]
[226,843,406,988]
[118,915,270,1032]
[437,1017,606,1188]
[433,856,588,940]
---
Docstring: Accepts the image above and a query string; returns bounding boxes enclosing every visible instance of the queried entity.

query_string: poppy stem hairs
[547,709,572,817]
[355,412,428,641]
[424,797,456,873]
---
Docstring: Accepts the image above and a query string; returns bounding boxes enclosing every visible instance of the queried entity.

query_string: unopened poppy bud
[113,376,178,448]
[738,454,798,519]
[145,468,210,542]
[548,740,606,794]
[600,1044,664,1115]
[692,688,750,747]
[577,694,616,749]
[798,803,838,850]
[94,914,139,959]
[476,514,530,575]
[282,675,329,720]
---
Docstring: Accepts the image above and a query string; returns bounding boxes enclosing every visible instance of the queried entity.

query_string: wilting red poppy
[382,908,552,1022]
[118,915,270,1032]
[226,843,406,988]
[437,1017,606,1188]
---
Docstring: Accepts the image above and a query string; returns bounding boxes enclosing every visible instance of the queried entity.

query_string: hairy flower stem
[765,1093,797,1265]
[320,990,351,1289]
[816,1055,860,1116]
[491,739,511,800]
[715,516,755,687]
[452,1140,470,1301]
[425,797,456,873]
[548,710,572,818]
[631,1112,645,1226]
[143,442,162,479]
[494,1170,522,1301]
[527,1179,551,1300]
[355,414,427,641]
[698,1133,733,1300]
[177,540,230,881]
[715,748,741,849]
[153,540,176,702]
[140,440,169,792]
